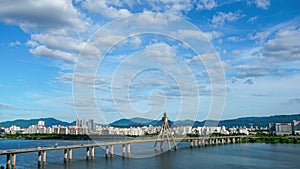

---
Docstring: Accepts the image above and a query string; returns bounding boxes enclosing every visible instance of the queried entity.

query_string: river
[0,140,299,169]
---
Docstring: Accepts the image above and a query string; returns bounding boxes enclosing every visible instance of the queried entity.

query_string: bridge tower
[153,112,178,150]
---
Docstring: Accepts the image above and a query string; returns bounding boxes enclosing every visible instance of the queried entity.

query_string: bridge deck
[0,136,249,155]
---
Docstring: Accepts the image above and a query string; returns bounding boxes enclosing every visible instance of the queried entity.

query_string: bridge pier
[6,154,10,168]
[196,140,200,147]
[42,151,46,164]
[189,140,193,148]
[64,149,68,162]
[127,143,131,157]
[38,151,42,165]
[11,153,16,167]
[232,138,236,144]
[167,140,171,151]
[105,146,109,157]
[110,145,114,157]
[91,147,95,159]
[68,149,72,161]
[160,141,163,149]
[86,147,90,159]
[122,144,126,157]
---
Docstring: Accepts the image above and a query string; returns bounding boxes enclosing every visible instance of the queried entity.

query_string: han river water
[0,139,300,169]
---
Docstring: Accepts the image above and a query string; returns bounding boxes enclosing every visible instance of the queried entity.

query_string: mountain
[0,118,73,128]
[216,114,300,128]
[1,114,300,129]
[110,118,160,127]
[110,114,300,128]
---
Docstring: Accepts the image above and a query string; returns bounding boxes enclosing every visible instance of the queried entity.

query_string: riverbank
[241,136,300,144]
[0,134,91,140]
[2,133,300,144]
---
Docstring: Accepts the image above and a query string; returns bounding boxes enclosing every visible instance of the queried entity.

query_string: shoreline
[1,134,300,144]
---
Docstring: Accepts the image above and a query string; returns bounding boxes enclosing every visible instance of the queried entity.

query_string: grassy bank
[241,136,300,144]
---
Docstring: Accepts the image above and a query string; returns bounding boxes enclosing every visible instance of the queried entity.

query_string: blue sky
[0,0,299,124]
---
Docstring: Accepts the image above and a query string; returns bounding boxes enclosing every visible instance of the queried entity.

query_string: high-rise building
[81,119,86,127]
[76,119,80,127]
[88,119,94,132]
[38,121,45,127]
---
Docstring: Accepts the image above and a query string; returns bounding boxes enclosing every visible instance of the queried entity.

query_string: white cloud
[171,29,207,40]
[81,0,131,19]
[261,26,300,61]
[8,40,22,47]
[92,34,126,48]
[0,102,13,109]
[248,31,270,44]
[196,0,217,10]
[171,29,222,41]
[244,79,254,85]
[30,46,77,63]
[233,64,264,70]
[0,0,88,33]
[204,31,223,40]
[287,98,300,104]
[30,34,85,54]
[142,42,177,63]
[227,36,244,42]
[130,37,142,47]
[236,70,270,79]
[58,72,109,90]
[254,0,271,10]
[247,16,258,23]
[211,11,244,27]
[144,0,194,15]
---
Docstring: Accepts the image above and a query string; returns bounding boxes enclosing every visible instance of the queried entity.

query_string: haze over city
[0,0,299,124]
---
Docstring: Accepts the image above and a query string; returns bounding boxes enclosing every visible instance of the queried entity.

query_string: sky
[0,0,300,124]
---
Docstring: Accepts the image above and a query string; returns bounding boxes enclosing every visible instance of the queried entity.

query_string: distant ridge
[0,118,75,128]
[110,114,300,128]
[1,114,300,128]
[216,114,300,128]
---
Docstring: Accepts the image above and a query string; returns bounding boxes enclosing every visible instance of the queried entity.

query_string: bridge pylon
[153,112,178,150]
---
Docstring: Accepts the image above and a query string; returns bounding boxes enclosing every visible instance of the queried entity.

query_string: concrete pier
[189,140,193,148]
[6,154,10,168]
[69,149,72,161]
[42,151,46,164]
[105,146,109,157]
[64,149,67,162]
[91,147,95,159]
[110,145,114,157]
[11,154,16,167]
[122,144,126,157]
[86,147,90,159]
[38,151,42,164]
[127,143,131,157]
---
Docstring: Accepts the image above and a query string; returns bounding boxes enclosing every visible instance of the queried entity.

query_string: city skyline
[0,0,300,124]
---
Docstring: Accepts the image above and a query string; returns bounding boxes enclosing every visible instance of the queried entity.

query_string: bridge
[0,136,250,169]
